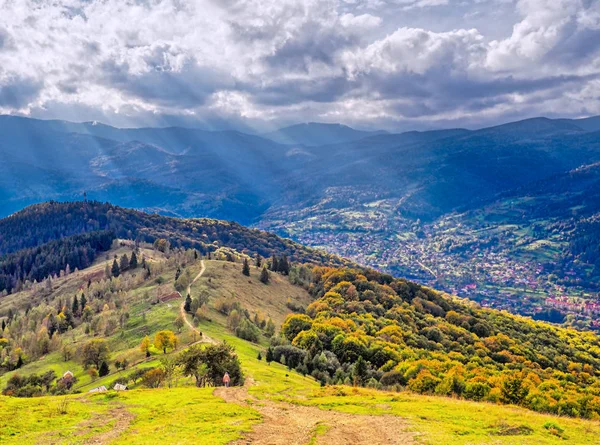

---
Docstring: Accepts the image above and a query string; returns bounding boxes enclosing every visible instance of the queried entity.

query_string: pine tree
[80,293,87,311]
[257,351,263,361]
[260,266,270,284]
[141,256,147,268]
[270,255,278,272]
[242,258,250,276]
[280,255,290,275]
[72,294,79,316]
[255,254,262,268]
[194,250,198,260]
[111,259,120,277]
[99,361,109,377]
[266,347,274,365]
[184,293,192,313]
[130,251,138,269]
[1,319,5,331]
[120,253,130,271]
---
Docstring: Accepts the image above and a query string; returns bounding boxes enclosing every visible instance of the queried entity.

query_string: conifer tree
[280,255,290,275]
[242,258,250,276]
[257,351,262,361]
[130,251,138,269]
[111,258,120,277]
[255,254,262,268]
[266,347,274,365]
[80,293,87,311]
[270,255,279,272]
[99,361,109,377]
[184,293,192,313]
[72,294,79,316]
[120,253,129,271]
[1,319,5,331]
[260,266,270,284]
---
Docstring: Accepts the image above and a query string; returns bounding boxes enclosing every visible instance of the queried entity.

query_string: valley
[2,115,600,326]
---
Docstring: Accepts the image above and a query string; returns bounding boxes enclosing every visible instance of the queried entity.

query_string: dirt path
[82,405,135,445]
[214,380,416,445]
[179,260,217,344]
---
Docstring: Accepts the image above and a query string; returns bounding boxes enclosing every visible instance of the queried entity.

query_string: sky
[0,0,599,132]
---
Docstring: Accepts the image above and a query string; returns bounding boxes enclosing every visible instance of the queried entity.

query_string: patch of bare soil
[81,405,135,445]
[214,379,416,445]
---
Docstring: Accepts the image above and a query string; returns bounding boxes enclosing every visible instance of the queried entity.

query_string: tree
[281,314,312,342]
[130,251,138,269]
[99,361,110,377]
[242,258,250,276]
[140,336,151,355]
[111,258,120,278]
[174,315,185,333]
[120,254,130,272]
[1,319,5,331]
[104,264,111,279]
[61,344,73,362]
[72,294,79,316]
[353,356,368,387]
[265,317,275,337]
[255,254,262,268]
[160,356,179,388]
[257,351,262,361]
[142,368,165,388]
[279,255,290,275]
[80,293,87,311]
[82,339,110,369]
[178,342,243,387]
[270,255,279,272]
[154,330,178,354]
[184,293,192,313]
[260,266,270,284]
[266,347,274,365]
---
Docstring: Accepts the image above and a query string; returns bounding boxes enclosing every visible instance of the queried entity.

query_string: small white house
[88,385,107,393]
[114,383,128,391]
[63,370,74,379]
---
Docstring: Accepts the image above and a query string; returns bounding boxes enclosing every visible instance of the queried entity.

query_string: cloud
[0,0,599,131]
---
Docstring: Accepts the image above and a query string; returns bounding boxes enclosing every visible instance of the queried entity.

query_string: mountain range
[2,114,600,323]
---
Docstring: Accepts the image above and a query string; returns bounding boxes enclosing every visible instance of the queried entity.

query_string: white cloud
[0,0,599,130]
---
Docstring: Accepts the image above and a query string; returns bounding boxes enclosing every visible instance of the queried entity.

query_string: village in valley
[260,190,600,331]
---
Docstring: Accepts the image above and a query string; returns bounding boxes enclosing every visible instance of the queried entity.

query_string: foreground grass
[199,319,600,445]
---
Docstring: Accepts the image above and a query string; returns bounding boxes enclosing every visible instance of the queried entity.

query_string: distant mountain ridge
[261,122,387,146]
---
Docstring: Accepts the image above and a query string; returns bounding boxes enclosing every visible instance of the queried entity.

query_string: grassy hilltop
[0,242,599,444]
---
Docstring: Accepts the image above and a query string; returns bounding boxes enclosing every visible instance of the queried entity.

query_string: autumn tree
[154,330,178,354]
[82,339,110,369]
[140,336,151,357]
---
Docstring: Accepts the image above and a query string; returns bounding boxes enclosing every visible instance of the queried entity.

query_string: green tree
[260,266,270,284]
[266,347,274,365]
[353,356,368,387]
[130,251,138,269]
[82,339,110,369]
[111,258,120,278]
[242,258,250,276]
[178,342,243,387]
[120,254,130,271]
[184,293,192,313]
[255,254,262,268]
[72,294,79,316]
[99,361,110,377]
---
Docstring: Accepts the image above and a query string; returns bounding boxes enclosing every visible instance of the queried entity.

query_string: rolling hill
[2,202,600,444]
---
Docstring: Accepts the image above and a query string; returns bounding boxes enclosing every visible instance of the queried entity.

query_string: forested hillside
[281,266,600,418]
[0,201,346,267]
